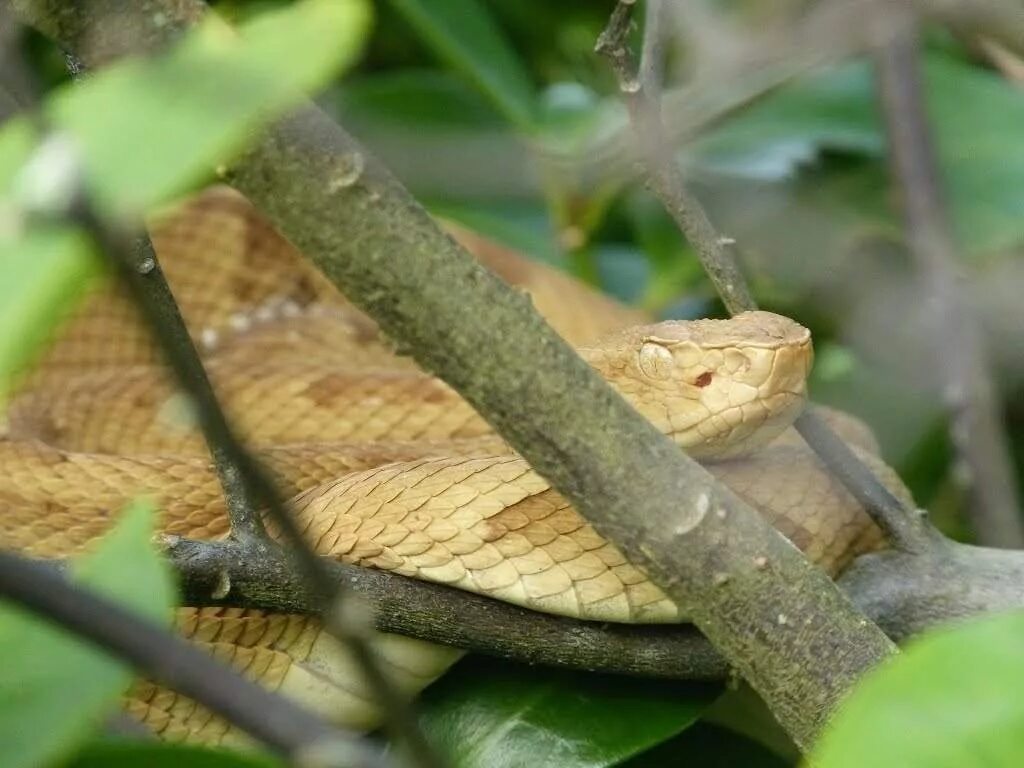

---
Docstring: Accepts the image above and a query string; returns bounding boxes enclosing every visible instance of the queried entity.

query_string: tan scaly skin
[0,187,913,745]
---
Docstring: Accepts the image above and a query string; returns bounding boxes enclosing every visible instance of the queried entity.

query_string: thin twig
[873,18,1024,548]
[0,550,384,768]
[142,235,273,542]
[596,2,754,315]
[55,46,441,768]
[596,0,934,553]
[639,0,667,103]
[794,408,928,552]
[70,200,444,768]
[60,55,267,543]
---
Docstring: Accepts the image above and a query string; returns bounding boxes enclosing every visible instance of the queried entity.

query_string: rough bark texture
[166,537,730,680]
[167,534,1024,679]
[8,0,901,747]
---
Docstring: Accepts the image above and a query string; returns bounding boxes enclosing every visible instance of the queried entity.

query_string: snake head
[582,311,813,459]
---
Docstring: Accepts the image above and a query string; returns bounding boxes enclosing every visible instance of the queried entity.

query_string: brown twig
[639,0,668,103]
[596,2,754,315]
[873,17,1024,548]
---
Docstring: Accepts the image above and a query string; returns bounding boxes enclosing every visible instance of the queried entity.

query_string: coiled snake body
[0,188,913,745]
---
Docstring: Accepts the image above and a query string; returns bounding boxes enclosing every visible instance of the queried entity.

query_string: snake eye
[694,371,713,388]
[638,342,674,380]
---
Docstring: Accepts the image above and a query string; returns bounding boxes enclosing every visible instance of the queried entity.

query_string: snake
[0,186,914,746]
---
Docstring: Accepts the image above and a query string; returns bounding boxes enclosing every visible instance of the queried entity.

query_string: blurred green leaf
[593,243,651,305]
[0,119,36,193]
[335,70,504,130]
[387,0,536,127]
[812,611,1024,768]
[695,52,1024,258]
[694,62,882,181]
[419,656,716,768]
[0,502,174,768]
[924,54,1024,256]
[63,742,280,768]
[45,0,371,216]
[0,225,101,404]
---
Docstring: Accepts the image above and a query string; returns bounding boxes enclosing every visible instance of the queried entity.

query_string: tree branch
[872,15,1024,548]
[165,536,730,681]
[21,526,1021,686]
[0,550,384,768]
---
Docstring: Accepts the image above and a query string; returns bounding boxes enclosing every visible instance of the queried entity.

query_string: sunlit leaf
[812,611,1024,768]
[0,224,101,405]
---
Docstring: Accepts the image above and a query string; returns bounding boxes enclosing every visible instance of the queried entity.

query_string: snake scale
[0,186,913,746]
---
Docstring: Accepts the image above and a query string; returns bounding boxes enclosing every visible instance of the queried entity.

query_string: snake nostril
[694,371,713,388]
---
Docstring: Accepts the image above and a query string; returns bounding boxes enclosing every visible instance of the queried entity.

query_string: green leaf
[0,225,102,405]
[387,0,536,128]
[923,54,1024,256]
[335,70,505,130]
[0,118,36,193]
[694,62,881,180]
[44,0,371,216]
[0,502,175,768]
[811,610,1024,768]
[63,742,280,768]
[427,197,563,266]
[419,656,716,768]
[694,52,1024,257]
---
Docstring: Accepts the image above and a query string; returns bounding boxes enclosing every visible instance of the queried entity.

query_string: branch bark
[165,536,730,680]
[163,533,1024,681]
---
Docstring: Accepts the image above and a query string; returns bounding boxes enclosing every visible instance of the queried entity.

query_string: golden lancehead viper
[0,186,912,745]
